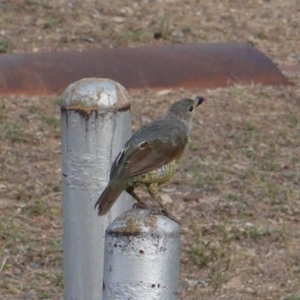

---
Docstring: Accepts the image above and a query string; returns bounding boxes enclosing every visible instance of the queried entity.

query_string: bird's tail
[94,183,123,216]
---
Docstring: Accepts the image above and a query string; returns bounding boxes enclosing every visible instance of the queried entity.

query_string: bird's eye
[188,106,194,112]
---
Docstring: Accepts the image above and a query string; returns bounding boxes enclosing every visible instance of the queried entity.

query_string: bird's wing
[110,126,188,180]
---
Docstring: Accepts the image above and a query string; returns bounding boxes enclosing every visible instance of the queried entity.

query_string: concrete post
[61,78,133,300]
[103,209,181,300]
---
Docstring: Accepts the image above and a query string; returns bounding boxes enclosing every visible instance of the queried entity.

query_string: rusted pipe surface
[0,43,288,96]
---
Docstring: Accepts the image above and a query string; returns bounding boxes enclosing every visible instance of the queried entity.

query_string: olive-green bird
[94,96,206,221]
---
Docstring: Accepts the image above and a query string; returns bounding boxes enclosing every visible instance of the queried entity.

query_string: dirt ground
[0,0,300,299]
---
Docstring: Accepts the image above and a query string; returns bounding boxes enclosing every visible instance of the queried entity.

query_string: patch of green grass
[39,290,51,299]
[256,31,268,39]
[100,22,108,30]
[125,29,145,42]
[226,193,238,201]
[187,161,223,188]
[49,239,62,251]
[0,102,6,119]
[2,122,26,143]
[190,234,230,290]
[51,274,64,288]
[44,182,61,194]
[189,222,278,289]
[24,0,49,11]
[245,120,256,132]
[189,139,200,151]
[29,105,38,113]
[285,296,300,300]
[261,179,285,205]
[190,240,216,268]
[0,40,12,53]
[48,242,63,266]
[43,18,62,29]
[25,200,47,217]
[182,26,192,34]
[209,266,229,291]
[156,15,171,39]
[260,152,279,171]
[282,171,294,180]
[0,215,29,250]
[197,35,206,43]
[55,96,63,106]
[41,116,60,130]
[291,156,300,163]
[205,173,223,187]
[49,204,62,216]
[244,148,258,160]
[289,113,298,128]
[233,87,254,103]
[245,166,256,176]
[238,224,271,242]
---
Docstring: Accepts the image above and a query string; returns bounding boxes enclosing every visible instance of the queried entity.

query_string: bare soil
[0,0,300,299]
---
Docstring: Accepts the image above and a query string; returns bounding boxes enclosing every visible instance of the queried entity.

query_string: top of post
[106,209,180,236]
[60,78,130,114]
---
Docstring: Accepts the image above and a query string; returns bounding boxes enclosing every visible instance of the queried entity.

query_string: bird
[94,96,206,222]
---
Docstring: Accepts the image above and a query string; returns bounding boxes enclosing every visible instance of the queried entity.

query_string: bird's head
[168,96,206,128]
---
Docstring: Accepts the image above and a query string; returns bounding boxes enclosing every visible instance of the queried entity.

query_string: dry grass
[0,0,300,299]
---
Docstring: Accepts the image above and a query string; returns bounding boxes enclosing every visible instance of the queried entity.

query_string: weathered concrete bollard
[61,78,133,300]
[103,209,181,300]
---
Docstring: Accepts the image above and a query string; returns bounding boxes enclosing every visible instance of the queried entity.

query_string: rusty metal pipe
[0,43,288,96]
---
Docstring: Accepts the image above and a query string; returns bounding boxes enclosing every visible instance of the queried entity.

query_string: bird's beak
[195,96,205,107]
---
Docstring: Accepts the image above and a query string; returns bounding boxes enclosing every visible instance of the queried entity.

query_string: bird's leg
[147,183,165,210]
[126,186,148,209]
[147,183,179,223]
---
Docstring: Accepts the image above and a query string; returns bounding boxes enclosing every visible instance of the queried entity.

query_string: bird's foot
[150,208,180,224]
[133,203,179,224]
[132,203,148,210]
[162,209,180,224]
